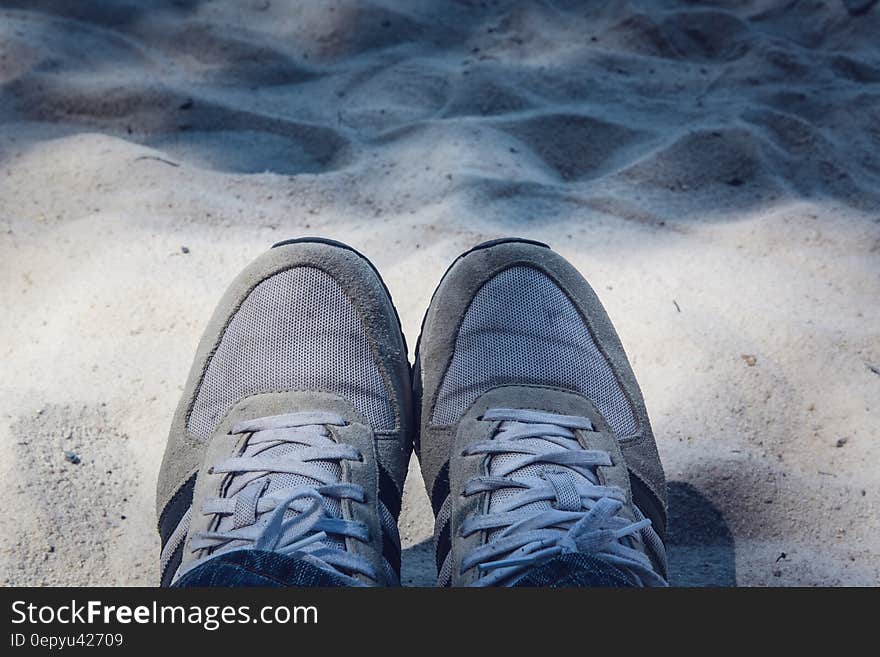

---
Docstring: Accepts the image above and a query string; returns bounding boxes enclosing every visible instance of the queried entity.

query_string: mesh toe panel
[188,267,395,439]
[430,266,638,438]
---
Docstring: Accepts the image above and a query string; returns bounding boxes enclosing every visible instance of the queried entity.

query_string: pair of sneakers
[156,237,668,587]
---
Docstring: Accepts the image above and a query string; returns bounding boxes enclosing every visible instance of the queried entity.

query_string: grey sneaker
[156,238,412,586]
[414,238,668,587]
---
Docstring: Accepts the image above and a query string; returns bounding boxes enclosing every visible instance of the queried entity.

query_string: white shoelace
[187,411,376,582]
[458,408,667,587]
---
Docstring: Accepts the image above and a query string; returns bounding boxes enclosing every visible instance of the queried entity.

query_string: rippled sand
[1,1,878,586]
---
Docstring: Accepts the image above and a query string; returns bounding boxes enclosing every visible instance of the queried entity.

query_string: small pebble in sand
[741,354,757,366]
[63,450,81,465]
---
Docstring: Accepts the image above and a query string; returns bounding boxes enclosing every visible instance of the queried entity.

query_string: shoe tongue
[213,437,346,554]
[486,436,594,540]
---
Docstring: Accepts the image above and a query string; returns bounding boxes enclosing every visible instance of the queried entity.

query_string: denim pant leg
[173,549,354,587]
[173,549,635,587]
[510,554,636,587]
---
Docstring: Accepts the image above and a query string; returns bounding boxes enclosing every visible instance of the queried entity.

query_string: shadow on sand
[667,481,737,586]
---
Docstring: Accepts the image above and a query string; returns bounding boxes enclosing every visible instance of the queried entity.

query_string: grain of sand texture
[1,1,879,587]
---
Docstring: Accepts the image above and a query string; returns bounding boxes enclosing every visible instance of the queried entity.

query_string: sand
[1,0,878,587]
